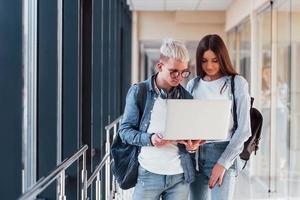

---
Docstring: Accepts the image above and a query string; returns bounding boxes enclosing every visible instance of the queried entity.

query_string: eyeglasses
[166,68,191,79]
[162,64,191,78]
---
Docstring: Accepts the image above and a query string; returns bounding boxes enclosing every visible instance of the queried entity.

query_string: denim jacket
[118,74,195,183]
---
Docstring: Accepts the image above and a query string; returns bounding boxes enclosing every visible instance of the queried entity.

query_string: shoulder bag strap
[231,75,238,136]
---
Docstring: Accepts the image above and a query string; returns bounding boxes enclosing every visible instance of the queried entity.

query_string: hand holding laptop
[177,139,206,152]
[151,132,206,151]
[150,133,173,147]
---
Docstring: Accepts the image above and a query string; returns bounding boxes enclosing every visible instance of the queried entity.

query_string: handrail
[19,145,88,200]
[86,115,123,200]
[19,115,126,200]
[105,115,122,130]
[87,152,109,187]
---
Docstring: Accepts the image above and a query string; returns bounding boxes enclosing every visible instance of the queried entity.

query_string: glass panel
[237,20,251,84]
[227,29,237,69]
[254,7,272,190]
[290,0,300,197]
[274,0,291,197]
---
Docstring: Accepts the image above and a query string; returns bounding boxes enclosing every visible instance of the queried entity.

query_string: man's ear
[156,62,163,72]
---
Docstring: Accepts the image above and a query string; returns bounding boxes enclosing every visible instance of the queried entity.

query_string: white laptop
[162,99,232,140]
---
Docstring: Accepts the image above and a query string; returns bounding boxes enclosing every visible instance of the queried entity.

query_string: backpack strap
[231,75,250,169]
[231,75,238,135]
[136,82,147,151]
[136,82,147,119]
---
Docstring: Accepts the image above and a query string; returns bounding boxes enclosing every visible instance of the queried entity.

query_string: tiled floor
[114,170,300,199]
[234,170,300,200]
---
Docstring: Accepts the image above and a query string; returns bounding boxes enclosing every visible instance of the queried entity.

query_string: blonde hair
[160,38,190,63]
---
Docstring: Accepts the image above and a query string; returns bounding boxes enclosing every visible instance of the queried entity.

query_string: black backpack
[111,82,147,189]
[231,75,263,167]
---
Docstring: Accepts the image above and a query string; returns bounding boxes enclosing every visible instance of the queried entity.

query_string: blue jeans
[190,142,238,200]
[133,166,189,200]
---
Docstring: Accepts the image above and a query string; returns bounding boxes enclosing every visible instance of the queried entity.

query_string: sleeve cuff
[217,157,233,170]
[141,132,153,146]
[149,133,155,146]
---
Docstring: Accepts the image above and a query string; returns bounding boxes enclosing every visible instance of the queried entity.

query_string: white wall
[138,11,226,41]
[131,11,227,82]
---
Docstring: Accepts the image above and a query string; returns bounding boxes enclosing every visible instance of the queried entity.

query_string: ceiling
[126,0,233,11]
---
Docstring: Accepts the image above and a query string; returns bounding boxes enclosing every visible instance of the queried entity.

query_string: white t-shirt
[138,97,183,175]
